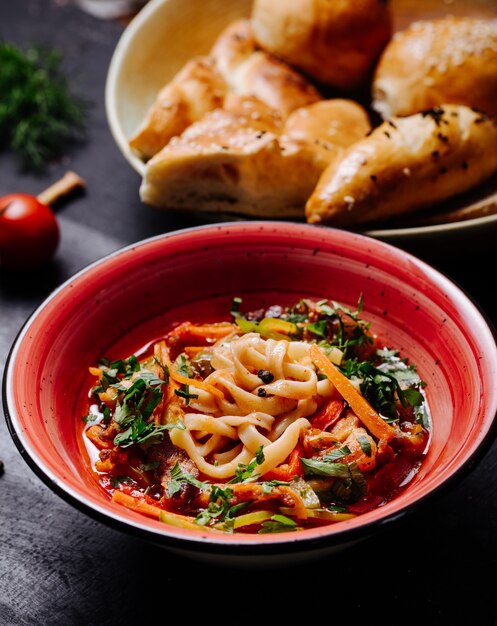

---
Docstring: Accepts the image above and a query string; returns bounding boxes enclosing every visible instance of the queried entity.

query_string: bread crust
[372,17,497,119]
[284,100,371,150]
[305,105,497,226]
[130,19,322,161]
[140,97,370,217]
[251,0,392,90]
[129,57,227,160]
[211,19,322,117]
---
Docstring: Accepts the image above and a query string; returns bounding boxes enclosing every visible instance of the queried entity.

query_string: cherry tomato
[0,193,60,272]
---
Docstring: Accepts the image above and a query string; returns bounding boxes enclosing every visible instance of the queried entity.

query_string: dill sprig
[0,42,87,171]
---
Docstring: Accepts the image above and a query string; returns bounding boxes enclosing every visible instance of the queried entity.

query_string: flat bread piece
[129,56,227,161]
[129,19,322,162]
[140,96,371,217]
[306,105,497,226]
[372,17,497,120]
[211,19,322,117]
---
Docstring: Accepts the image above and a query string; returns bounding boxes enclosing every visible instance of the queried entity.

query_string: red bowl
[3,222,497,566]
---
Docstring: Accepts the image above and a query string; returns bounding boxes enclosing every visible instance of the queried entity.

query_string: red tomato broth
[81,298,431,534]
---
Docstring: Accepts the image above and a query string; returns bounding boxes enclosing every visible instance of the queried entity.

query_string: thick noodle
[169,333,334,479]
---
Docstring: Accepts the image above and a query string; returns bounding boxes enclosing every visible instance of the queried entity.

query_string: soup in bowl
[3,222,497,566]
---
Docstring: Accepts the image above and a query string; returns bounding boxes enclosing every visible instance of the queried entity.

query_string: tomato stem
[37,171,86,207]
[0,202,12,218]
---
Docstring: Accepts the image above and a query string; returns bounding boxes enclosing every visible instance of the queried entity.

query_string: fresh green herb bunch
[0,42,87,171]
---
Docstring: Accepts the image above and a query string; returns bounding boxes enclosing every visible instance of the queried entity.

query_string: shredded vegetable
[83,296,430,534]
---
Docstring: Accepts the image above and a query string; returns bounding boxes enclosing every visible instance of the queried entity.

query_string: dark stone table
[1,2,496,624]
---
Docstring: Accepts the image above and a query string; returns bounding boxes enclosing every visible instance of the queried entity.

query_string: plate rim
[104,0,497,243]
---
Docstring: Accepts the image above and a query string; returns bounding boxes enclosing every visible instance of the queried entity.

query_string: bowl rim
[104,0,497,245]
[4,221,497,555]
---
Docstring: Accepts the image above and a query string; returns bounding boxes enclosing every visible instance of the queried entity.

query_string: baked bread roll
[306,105,497,226]
[251,0,392,90]
[210,19,322,117]
[129,57,227,160]
[284,100,371,150]
[140,96,371,217]
[130,18,321,161]
[222,94,284,133]
[372,17,497,119]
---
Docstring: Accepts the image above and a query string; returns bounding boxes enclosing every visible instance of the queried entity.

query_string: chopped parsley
[110,475,131,488]
[301,457,367,502]
[341,350,425,421]
[195,485,249,531]
[92,355,141,394]
[228,446,265,483]
[167,462,209,497]
[98,369,185,449]
[177,355,191,378]
[174,385,199,405]
[357,434,372,456]
[323,445,351,462]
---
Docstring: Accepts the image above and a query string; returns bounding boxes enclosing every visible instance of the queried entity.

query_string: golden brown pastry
[140,96,371,217]
[284,99,371,150]
[210,19,322,117]
[129,19,322,161]
[222,93,284,133]
[372,17,497,120]
[129,57,227,160]
[251,0,392,90]
[306,105,497,226]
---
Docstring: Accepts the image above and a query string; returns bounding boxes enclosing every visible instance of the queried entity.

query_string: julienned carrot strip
[157,340,224,400]
[167,322,236,340]
[184,323,237,338]
[308,344,396,442]
[184,346,210,357]
[169,370,224,400]
[112,490,163,520]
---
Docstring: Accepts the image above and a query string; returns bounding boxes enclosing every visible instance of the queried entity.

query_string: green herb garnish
[174,385,199,405]
[0,42,87,170]
[301,458,367,502]
[167,462,209,498]
[177,355,191,378]
[301,458,356,479]
[357,434,372,456]
[81,413,97,424]
[322,445,351,462]
[195,485,249,531]
[341,352,425,421]
[228,446,265,483]
[109,370,184,448]
[110,476,131,488]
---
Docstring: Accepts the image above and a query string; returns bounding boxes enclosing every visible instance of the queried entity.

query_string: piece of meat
[147,439,200,510]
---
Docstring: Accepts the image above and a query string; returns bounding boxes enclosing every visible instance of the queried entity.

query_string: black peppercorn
[257,369,274,384]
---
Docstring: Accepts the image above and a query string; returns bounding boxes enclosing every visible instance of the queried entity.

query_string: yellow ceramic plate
[105,0,497,257]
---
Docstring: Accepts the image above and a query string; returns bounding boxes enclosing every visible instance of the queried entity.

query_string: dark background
[1,1,497,624]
